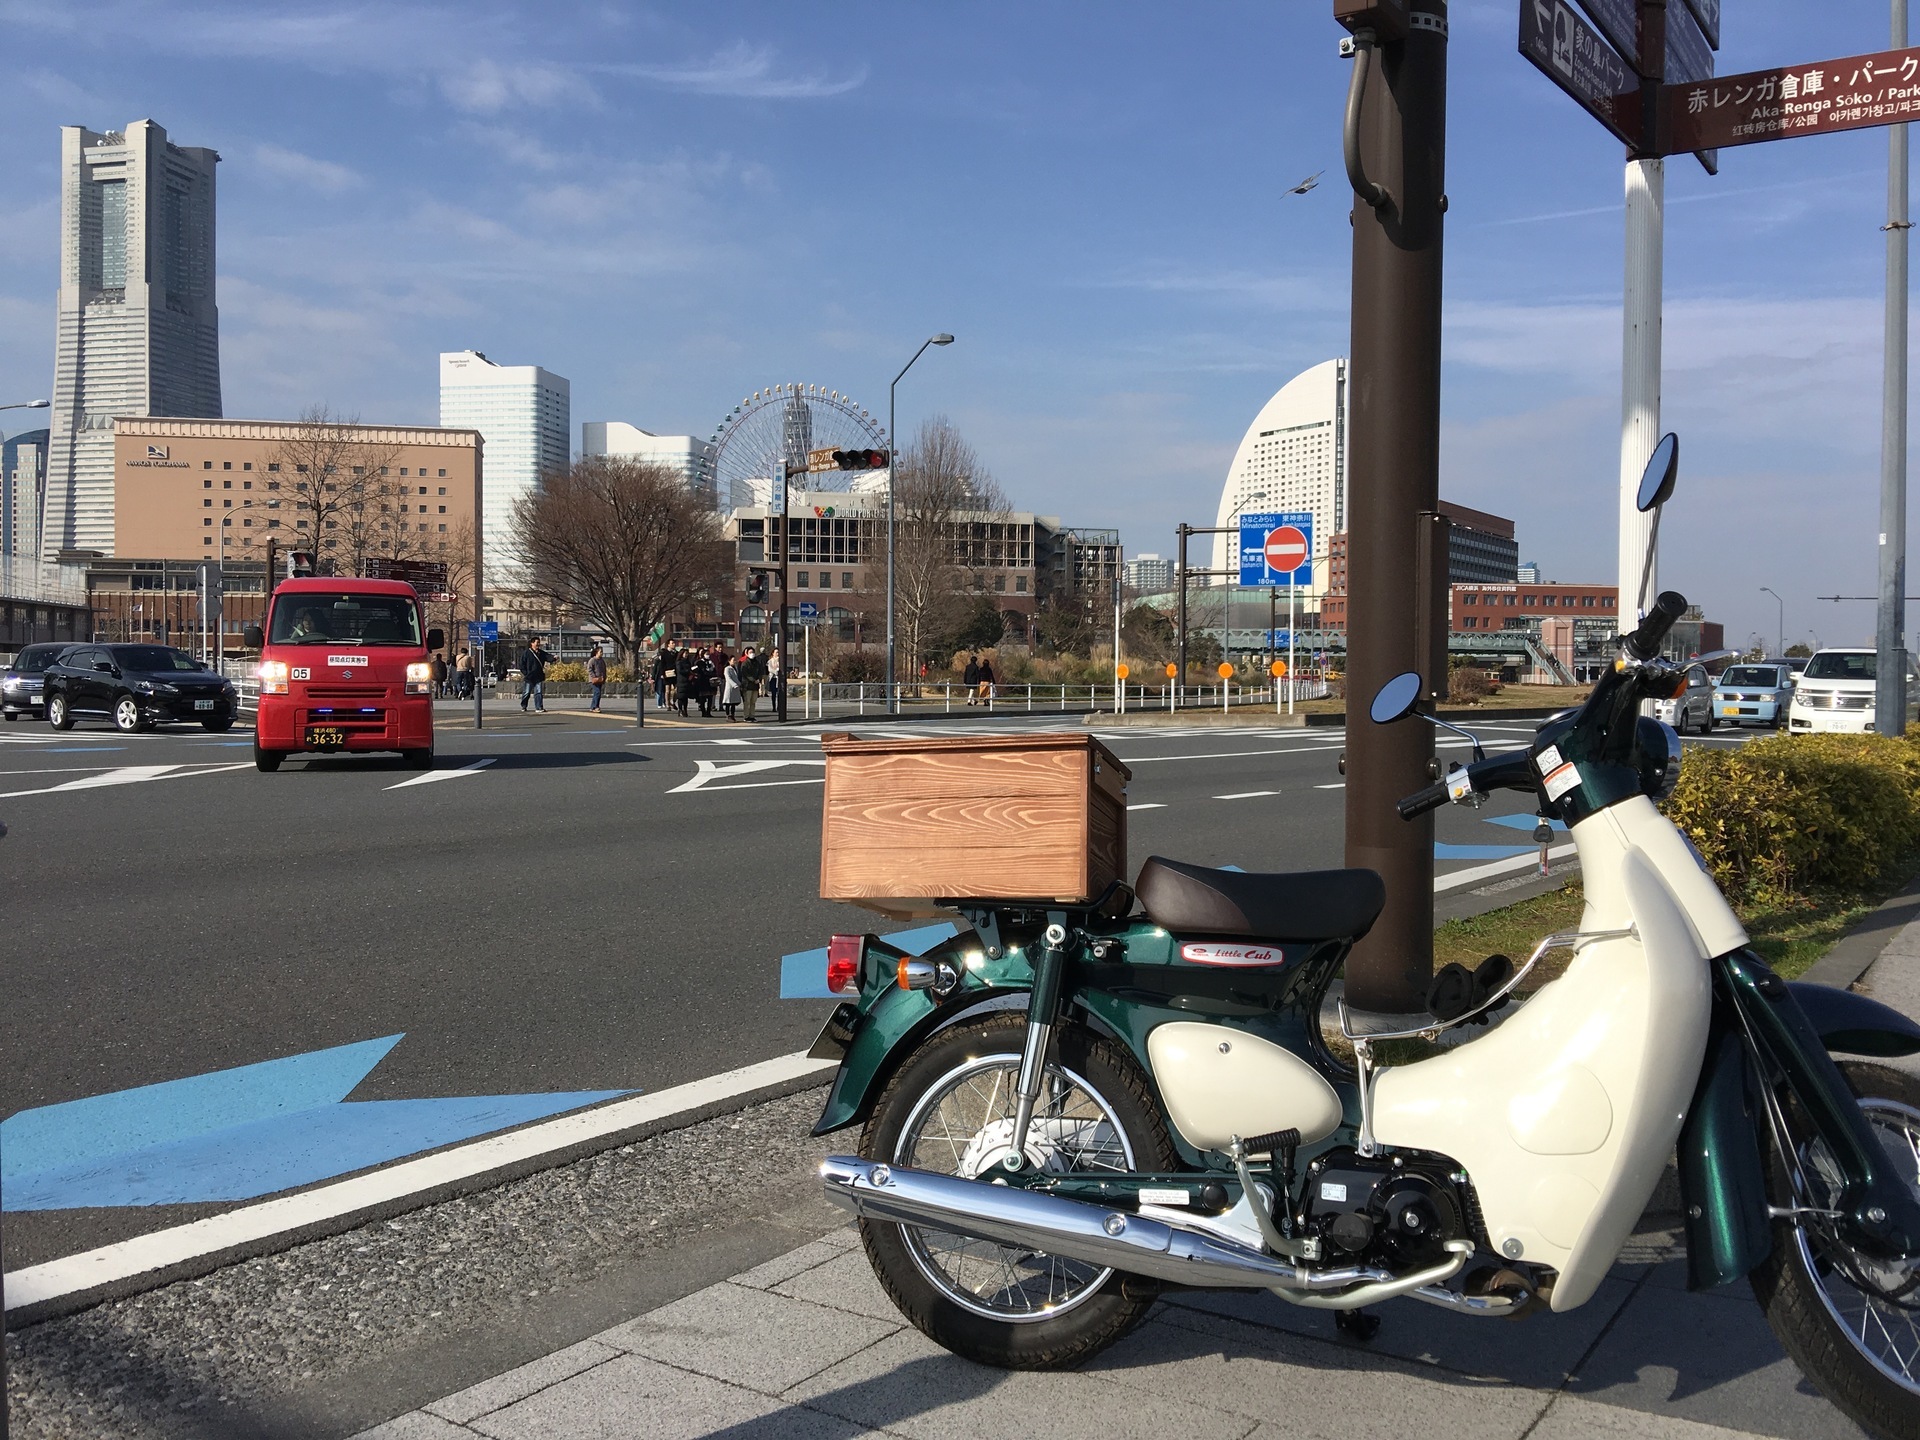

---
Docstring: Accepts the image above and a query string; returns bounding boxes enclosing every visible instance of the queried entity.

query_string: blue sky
[0,1,1906,649]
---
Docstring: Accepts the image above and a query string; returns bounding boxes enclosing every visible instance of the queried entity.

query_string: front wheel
[113,695,149,733]
[401,748,433,770]
[46,693,73,730]
[202,715,234,733]
[253,742,283,773]
[1753,1061,1920,1439]
[857,1012,1178,1369]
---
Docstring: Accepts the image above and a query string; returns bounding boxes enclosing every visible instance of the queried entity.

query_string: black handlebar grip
[1625,590,1688,661]
[1397,780,1451,820]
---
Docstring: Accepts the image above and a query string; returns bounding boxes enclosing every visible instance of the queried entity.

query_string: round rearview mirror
[1369,671,1424,725]
[1636,432,1679,513]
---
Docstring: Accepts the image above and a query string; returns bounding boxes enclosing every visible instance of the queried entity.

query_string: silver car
[1651,661,1717,734]
[1,643,72,722]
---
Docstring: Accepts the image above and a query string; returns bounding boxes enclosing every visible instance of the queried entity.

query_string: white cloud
[252,142,362,193]
[599,42,866,101]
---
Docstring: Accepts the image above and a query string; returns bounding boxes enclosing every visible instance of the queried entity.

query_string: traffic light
[832,448,889,471]
[290,549,316,578]
[746,569,770,605]
[265,539,279,595]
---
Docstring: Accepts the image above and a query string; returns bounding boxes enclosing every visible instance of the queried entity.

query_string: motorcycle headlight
[1636,716,1682,803]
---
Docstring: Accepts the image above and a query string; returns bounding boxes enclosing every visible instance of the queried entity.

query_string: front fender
[1787,981,1920,1057]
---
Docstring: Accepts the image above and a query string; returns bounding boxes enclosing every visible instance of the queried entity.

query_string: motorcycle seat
[1134,856,1386,942]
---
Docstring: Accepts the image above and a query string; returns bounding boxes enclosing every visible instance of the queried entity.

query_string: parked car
[43,644,238,733]
[1,643,74,722]
[1787,647,1917,734]
[1650,661,1716,734]
[1713,661,1794,728]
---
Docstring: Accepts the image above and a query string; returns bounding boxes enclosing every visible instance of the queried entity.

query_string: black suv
[2,643,73,722]
[44,645,239,733]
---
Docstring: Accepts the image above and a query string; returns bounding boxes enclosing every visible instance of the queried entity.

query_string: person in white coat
[721,657,744,721]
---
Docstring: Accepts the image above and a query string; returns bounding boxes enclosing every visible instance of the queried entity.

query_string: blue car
[1714,661,1794,728]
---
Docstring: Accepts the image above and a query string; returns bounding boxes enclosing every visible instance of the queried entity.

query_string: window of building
[993,574,1006,593]
[242,480,252,490]
[268,519,280,529]
[296,520,308,529]
[842,572,853,590]
[325,520,337,530]
[296,464,308,474]
[418,486,427,495]
[202,479,211,488]
[437,523,447,532]
[797,571,809,589]
[243,518,252,527]
[203,498,212,508]
[267,481,279,492]
[223,498,232,507]
[204,536,212,545]
[437,487,446,496]
[1015,576,1028,593]
[223,461,231,470]
[400,468,409,476]
[437,505,446,513]
[203,460,213,469]
[203,518,212,527]
[437,469,446,477]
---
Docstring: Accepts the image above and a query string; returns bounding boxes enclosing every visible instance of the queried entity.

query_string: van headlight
[259,660,289,695]
[405,662,432,696]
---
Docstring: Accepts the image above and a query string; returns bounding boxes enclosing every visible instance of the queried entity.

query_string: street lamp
[887,333,954,715]
[1760,586,1785,658]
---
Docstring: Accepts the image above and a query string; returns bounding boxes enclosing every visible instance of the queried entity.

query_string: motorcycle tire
[1752,1060,1920,1440]
[858,1011,1177,1369]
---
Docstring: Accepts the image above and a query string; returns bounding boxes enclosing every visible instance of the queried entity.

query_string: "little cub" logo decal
[1180,942,1283,967]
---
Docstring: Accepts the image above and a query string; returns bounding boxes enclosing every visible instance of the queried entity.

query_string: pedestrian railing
[786,678,1331,719]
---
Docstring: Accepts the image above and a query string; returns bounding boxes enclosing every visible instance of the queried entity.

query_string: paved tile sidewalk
[358,919,1920,1440]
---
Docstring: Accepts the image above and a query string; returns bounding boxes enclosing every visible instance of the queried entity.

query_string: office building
[47,120,222,555]
[1321,500,1517,629]
[1517,560,1541,584]
[4,429,49,558]
[580,421,715,502]
[1212,359,1346,588]
[439,351,568,580]
[1125,552,1174,595]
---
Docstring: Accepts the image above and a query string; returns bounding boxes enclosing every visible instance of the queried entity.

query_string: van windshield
[1721,666,1784,688]
[1803,653,1876,681]
[269,594,421,647]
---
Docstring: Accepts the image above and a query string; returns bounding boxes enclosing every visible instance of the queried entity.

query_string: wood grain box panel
[820,731,1131,918]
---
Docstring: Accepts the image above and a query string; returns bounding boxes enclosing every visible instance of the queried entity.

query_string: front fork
[1001,916,1070,1172]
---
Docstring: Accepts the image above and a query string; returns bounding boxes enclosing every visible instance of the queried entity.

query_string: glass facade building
[438,351,569,585]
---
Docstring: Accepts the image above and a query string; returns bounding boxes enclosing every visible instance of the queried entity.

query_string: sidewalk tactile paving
[465,1351,893,1439]
[1087,1306,1547,1440]
[785,1325,1260,1440]
[601,1279,901,1393]
[426,1338,625,1424]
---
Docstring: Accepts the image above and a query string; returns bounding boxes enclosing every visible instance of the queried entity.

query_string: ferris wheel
[700,383,889,510]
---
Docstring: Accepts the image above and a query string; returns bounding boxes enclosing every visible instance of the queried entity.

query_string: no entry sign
[1239,511,1314,586]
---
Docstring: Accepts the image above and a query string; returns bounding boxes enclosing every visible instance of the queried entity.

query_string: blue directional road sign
[468,620,500,643]
[797,601,821,622]
[1239,511,1314,588]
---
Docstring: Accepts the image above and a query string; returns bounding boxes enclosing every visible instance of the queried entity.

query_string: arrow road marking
[667,758,826,793]
[385,758,497,790]
[0,762,250,799]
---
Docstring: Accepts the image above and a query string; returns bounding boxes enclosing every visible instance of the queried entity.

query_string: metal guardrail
[790,678,1332,718]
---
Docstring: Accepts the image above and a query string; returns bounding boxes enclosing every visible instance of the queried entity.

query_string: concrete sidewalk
[354,932,1920,1440]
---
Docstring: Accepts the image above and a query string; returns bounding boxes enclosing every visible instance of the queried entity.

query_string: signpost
[467,619,498,731]
[1216,660,1234,716]
[365,557,450,593]
[1663,48,1920,153]
[1241,511,1312,718]
[1116,661,1129,716]
[1164,660,1177,713]
[1520,0,1638,145]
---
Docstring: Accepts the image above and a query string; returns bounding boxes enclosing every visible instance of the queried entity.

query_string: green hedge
[1665,732,1920,906]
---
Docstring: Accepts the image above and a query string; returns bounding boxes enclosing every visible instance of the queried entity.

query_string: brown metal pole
[1340,0,1448,1012]
[1175,523,1190,705]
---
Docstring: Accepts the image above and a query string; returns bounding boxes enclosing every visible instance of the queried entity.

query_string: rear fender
[811,984,1028,1137]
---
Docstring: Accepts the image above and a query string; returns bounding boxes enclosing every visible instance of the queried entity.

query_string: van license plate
[304,725,349,749]
[195,699,214,711]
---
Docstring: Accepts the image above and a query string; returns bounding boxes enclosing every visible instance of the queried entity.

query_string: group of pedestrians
[652,644,778,721]
[426,649,484,700]
[961,652,998,705]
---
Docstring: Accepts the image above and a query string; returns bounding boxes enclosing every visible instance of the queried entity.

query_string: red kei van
[245,577,443,772]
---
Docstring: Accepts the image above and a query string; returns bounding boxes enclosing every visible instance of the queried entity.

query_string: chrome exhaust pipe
[820,1156,1428,1296]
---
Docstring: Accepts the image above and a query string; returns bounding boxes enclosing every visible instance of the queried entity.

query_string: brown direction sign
[1665,46,1920,154]
[1520,0,1637,147]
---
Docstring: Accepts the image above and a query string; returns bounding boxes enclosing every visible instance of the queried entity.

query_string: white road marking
[0,762,250,800]
[1127,802,1166,811]
[1215,790,1279,800]
[1433,843,1577,893]
[711,738,754,746]
[385,758,497,790]
[667,758,828,793]
[2,1050,834,1320]
[1316,782,1346,789]
[1123,744,1347,764]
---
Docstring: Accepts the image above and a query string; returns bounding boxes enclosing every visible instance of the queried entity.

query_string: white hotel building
[1211,358,1347,593]
[438,350,569,583]
[580,422,715,503]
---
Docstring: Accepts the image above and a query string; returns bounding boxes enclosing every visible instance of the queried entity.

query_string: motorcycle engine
[1299,1151,1468,1270]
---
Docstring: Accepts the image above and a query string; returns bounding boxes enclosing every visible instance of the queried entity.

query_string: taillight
[827,934,866,995]
[259,660,288,695]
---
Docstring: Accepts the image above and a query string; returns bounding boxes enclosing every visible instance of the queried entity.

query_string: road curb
[4,1054,834,1329]
[1800,869,1920,989]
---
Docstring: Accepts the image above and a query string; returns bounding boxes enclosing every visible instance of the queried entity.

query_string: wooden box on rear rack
[819,731,1131,919]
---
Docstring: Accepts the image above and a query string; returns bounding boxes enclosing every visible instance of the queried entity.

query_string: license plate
[195,699,215,711]
[303,725,349,750]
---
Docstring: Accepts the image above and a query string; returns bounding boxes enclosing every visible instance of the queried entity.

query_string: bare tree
[888,416,1009,688]
[259,407,408,577]
[510,456,732,675]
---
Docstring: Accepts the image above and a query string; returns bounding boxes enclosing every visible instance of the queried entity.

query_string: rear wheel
[46,693,73,730]
[1753,1061,1920,1440]
[3,711,14,722]
[858,1012,1177,1369]
[253,741,283,773]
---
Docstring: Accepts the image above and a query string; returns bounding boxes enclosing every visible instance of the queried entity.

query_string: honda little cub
[809,436,1920,1440]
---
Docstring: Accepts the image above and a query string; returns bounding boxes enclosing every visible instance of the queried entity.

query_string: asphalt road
[0,700,1758,1269]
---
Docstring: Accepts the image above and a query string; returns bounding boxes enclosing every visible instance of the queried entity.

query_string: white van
[1787,648,1916,734]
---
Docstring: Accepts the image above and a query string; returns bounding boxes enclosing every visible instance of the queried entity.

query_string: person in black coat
[517,637,552,712]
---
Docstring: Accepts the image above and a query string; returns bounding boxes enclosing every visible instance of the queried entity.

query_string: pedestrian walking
[430,650,449,698]
[722,655,743,720]
[963,653,981,705]
[978,657,995,704]
[586,644,608,712]
[741,647,767,722]
[652,650,668,708]
[518,636,552,712]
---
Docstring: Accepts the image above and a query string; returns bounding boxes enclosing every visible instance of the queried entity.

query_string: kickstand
[1334,1307,1381,1343]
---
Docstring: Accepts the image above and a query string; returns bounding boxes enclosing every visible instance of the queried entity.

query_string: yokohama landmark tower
[46,120,221,555]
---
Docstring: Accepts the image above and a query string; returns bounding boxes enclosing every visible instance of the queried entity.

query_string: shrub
[827,651,886,683]
[1665,732,1920,906]
[545,662,586,682]
[1447,666,1499,705]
